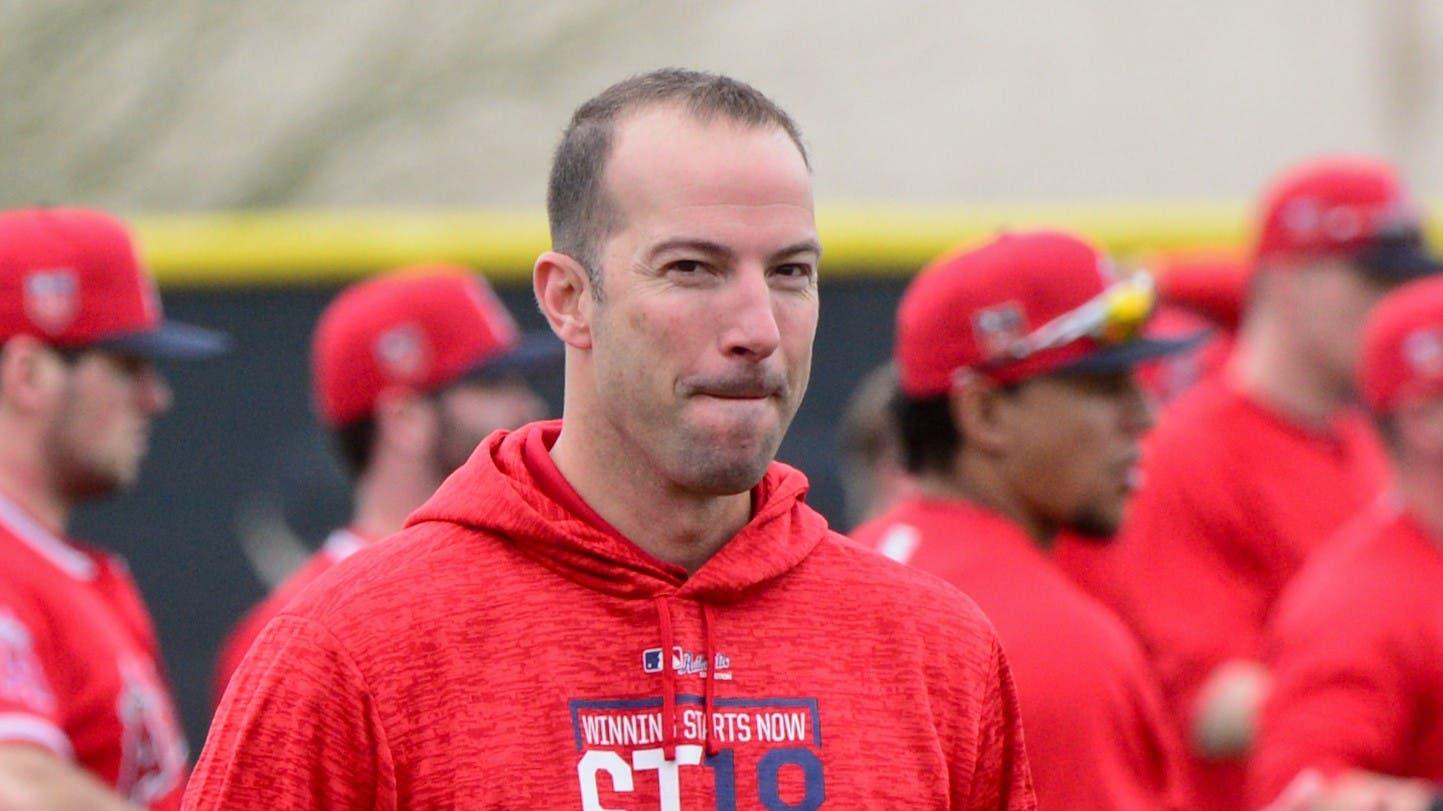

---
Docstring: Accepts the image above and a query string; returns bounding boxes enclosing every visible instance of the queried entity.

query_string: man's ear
[951,374,1013,456]
[0,336,63,415]
[534,251,597,350]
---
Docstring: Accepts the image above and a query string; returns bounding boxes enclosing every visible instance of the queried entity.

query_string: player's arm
[1249,593,1413,807]
[955,633,1036,810]
[0,745,143,811]
[183,614,395,810]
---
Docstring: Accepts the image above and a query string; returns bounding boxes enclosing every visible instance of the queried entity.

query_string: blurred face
[434,377,547,472]
[996,370,1154,538]
[1289,260,1392,398]
[44,349,172,501]
[585,107,819,495]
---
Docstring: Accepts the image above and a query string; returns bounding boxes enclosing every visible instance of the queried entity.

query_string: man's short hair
[330,418,376,481]
[546,68,810,291]
[894,392,962,476]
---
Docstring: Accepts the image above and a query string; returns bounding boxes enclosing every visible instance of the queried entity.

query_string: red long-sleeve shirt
[185,421,1036,810]
[1251,501,1443,807]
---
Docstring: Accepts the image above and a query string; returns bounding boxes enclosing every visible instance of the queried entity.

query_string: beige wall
[3,0,1441,209]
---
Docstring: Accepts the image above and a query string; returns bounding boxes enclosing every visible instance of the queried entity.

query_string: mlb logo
[374,323,430,382]
[642,648,664,674]
[23,269,79,335]
[972,302,1027,361]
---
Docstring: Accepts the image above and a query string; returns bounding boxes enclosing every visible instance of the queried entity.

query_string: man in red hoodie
[1250,276,1443,811]
[211,266,555,704]
[185,69,1035,809]
[854,230,1195,810]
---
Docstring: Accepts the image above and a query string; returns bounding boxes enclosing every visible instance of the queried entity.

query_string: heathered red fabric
[1250,501,1443,807]
[211,528,372,707]
[184,421,1037,809]
[855,497,1191,810]
[0,494,188,809]
[1064,377,1387,810]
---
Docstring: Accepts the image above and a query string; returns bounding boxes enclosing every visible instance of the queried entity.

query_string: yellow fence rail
[131,203,1267,287]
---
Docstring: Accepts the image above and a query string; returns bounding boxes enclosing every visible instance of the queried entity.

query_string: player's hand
[1265,769,1437,811]
[1192,658,1269,758]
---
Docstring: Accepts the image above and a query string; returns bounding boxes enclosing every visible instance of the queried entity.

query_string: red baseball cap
[1252,155,1441,281]
[312,265,561,426]
[1360,276,1443,413]
[0,208,228,357]
[896,230,1202,397]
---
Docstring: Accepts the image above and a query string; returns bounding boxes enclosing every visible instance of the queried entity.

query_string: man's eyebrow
[770,239,822,261]
[646,239,735,261]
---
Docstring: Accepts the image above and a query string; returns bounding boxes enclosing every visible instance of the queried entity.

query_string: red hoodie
[184,421,1035,810]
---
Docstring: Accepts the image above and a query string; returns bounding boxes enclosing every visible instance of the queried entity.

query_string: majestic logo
[23,269,79,335]
[373,323,430,382]
[642,647,732,680]
[971,301,1028,361]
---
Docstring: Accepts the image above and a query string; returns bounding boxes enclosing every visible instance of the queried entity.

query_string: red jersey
[1250,500,1443,806]
[211,527,371,706]
[855,497,1191,810]
[0,493,188,809]
[1065,377,1387,810]
[185,421,1036,810]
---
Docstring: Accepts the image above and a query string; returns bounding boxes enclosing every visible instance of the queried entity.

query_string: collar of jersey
[0,491,96,580]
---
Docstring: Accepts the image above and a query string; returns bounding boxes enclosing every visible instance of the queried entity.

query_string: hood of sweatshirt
[406,420,831,759]
[407,420,829,603]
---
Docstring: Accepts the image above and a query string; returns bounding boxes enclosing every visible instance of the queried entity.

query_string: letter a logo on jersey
[23,269,79,336]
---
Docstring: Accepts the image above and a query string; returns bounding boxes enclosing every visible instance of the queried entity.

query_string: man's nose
[139,368,173,415]
[719,265,782,360]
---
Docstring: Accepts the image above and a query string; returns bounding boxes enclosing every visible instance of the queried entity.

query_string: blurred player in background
[211,265,555,703]
[185,69,1035,809]
[837,361,916,528]
[1251,276,1443,811]
[0,208,227,810]
[855,229,1194,810]
[1088,155,1440,810]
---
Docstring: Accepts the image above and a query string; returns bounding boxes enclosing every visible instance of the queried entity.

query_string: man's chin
[1065,510,1122,542]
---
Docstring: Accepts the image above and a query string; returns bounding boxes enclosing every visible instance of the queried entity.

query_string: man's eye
[774,263,814,280]
[668,260,705,274]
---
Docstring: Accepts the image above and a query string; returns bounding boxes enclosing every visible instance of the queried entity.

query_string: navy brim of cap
[1052,331,1211,377]
[95,321,232,359]
[1355,238,1443,283]
[463,330,565,381]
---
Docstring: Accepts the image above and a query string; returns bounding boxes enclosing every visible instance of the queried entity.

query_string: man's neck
[0,444,68,535]
[548,419,752,573]
[350,462,442,541]
[918,457,1055,549]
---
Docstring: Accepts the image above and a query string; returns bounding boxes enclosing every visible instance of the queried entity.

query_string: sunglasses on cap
[989,272,1157,366]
